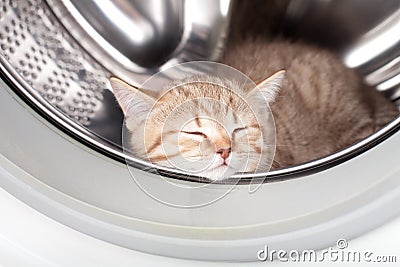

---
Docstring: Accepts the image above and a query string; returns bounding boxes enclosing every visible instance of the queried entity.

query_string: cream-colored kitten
[111,40,398,180]
[110,72,284,180]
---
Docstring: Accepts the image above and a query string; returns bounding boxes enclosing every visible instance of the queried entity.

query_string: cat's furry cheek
[125,116,144,132]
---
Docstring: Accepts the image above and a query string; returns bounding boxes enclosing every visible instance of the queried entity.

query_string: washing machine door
[1,0,400,262]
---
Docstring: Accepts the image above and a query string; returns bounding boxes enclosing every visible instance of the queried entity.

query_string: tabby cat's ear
[109,77,155,120]
[249,70,286,102]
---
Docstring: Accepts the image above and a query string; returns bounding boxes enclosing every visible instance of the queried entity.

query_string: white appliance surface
[1,74,400,266]
[0,185,399,267]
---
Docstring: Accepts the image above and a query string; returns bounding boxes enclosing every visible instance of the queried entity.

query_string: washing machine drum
[1,0,400,261]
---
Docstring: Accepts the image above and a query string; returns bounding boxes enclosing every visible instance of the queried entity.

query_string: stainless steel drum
[1,0,399,181]
[0,0,233,169]
[1,0,400,261]
[286,0,400,103]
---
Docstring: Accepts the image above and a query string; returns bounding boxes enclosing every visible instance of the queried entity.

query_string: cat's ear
[249,70,286,102]
[109,77,155,120]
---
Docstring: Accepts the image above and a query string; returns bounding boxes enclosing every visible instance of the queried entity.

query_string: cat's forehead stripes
[195,117,202,127]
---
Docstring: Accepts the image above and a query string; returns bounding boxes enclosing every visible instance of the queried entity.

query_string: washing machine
[1,0,400,266]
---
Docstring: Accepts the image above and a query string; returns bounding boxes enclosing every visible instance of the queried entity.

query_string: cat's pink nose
[217,147,231,160]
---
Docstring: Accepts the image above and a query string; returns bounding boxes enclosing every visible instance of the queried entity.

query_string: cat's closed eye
[181,131,208,138]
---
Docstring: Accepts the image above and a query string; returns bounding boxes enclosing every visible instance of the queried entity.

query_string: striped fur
[111,40,398,179]
[222,40,399,168]
[111,75,280,180]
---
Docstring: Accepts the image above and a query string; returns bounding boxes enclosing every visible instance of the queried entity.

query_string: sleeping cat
[110,71,281,180]
[110,40,398,180]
